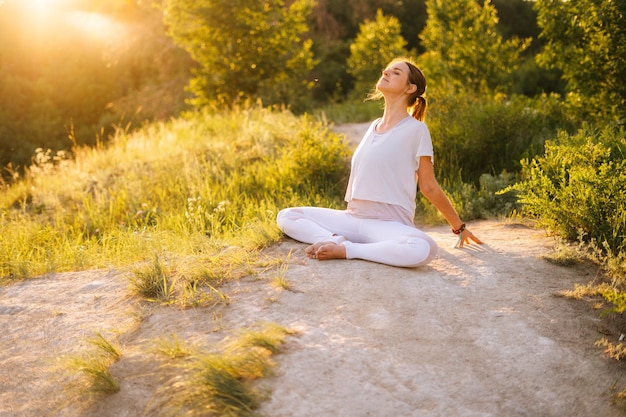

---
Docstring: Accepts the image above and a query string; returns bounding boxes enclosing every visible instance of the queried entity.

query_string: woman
[276,57,483,267]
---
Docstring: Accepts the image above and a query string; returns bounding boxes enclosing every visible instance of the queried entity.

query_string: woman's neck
[377,99,410,133]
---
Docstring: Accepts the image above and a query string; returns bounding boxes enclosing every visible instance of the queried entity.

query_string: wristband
[452,223,466,235]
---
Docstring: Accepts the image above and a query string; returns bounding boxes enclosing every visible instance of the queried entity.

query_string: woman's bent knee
[404,237,439,267]
[276,207,302,228]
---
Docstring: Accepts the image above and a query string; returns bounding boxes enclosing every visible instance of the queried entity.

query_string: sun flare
[64,11,126,41]
[7,0,125,41]
[24,0,59,16]
[18,0,66,21]
[24,0,58,12]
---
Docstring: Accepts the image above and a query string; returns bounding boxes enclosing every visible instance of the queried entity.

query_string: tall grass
[0,106,351,282]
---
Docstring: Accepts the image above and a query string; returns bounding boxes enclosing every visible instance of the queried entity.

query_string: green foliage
[309,38,354,103]
[416,172,520,224]
[152,333,195,359]
[508,125,626,256]
[0,0,566,176]
[226,114,351,204]
[509,55,565,97]
[87,332,122,362]
[426,92,576,184]
[308,0,427,103]
[569,239,626,309]
[509,126,626,313]
[534,0,626,123]
[491,0,541,47]
[540,240,580,267]
[346,9,410,97]
[419,0,530,94]
[225,323,293,355]
[163,0,316,110]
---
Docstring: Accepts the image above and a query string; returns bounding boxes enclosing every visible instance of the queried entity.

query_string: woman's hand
[455,228,483,248]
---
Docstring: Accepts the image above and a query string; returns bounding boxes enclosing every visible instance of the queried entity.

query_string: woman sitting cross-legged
[276,57,483,268]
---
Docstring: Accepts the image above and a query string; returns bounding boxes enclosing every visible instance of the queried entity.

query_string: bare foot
[305,242,325,258]
[306,242,346,260]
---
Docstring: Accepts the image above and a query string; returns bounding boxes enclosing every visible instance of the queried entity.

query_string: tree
[347,9,410,97]
[163,0,316,109]
[309,0,427,102]
[534,0,626,123]
[419,0,530,94]
[491,0,540,48]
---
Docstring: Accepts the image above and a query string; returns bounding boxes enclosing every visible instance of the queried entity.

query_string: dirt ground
[1,220,625,417]
[1,124,626,416]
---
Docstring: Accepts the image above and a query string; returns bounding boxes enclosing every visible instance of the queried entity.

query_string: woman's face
[376,61,413,96]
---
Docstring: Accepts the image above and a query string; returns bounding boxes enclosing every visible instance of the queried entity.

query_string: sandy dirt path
[1,221,624,417]
[255,222,623,417]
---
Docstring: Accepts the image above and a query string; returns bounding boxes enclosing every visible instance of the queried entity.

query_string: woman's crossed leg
[276,207,438,267]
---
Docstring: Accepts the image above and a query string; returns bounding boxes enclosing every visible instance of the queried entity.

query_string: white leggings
[276,207,439,268]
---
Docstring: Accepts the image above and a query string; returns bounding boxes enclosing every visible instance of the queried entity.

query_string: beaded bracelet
[452,223,466,235]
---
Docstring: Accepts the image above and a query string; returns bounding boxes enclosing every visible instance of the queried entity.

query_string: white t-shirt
[344,116,434,226]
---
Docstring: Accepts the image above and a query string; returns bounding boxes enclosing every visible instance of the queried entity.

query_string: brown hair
[367,57,427,121]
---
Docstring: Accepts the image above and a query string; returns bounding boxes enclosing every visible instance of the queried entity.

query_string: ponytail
[408,95,427,122]
[404,60,427,121]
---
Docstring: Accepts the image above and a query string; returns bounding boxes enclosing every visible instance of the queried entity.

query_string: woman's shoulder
[400,117,430,136]
[404,116,428,129]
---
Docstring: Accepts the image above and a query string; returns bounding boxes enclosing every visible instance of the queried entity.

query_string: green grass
[540,239,580,267]
[151,333,196,359]
[62,332,122,398]
[130,252,173,302]
[270,251,292,291]
[154,323,294,417]
[0,106,351,291]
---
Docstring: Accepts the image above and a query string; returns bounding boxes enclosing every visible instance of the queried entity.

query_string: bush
[234,115,351,203]
[415,172,520,224]
[508,125,626,256]
[427,92,577,184]
[504,125,626,314]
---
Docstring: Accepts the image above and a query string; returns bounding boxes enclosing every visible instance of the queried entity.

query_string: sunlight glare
[25,0,58,13]
[63,11,127,41]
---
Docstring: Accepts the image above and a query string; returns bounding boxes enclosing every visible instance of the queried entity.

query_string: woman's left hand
[455,228,483,248]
